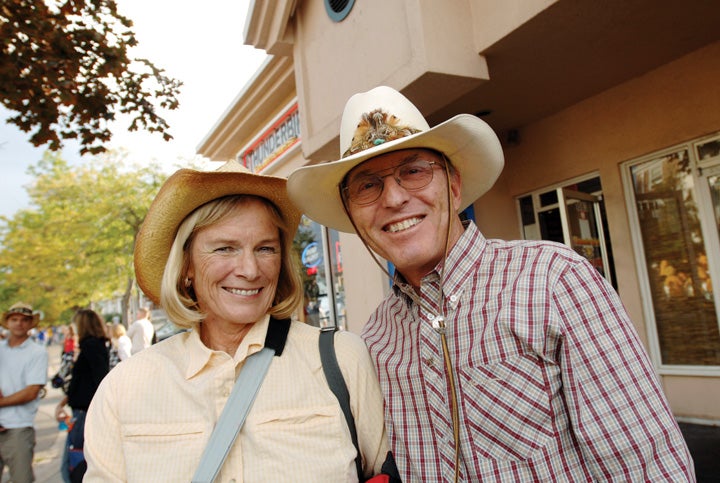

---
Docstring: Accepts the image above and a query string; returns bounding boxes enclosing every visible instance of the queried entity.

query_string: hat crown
[339,86,430,158]
[215,159,252,174]
[6,302,33,315]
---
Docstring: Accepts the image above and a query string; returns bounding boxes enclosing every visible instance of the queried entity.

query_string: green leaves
[0,150,167,323]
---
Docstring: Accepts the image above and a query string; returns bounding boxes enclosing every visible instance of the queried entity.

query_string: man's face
[6,313,34,339]
[344,148,462,286]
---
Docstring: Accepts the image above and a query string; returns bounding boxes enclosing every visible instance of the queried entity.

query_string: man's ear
[449,169,462,209]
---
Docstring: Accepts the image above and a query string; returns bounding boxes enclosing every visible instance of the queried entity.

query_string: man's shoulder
[12,339,48,364]
[26,339,48,359]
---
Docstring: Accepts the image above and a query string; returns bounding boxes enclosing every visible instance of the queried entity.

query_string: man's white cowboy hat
[134,160,301,304]
[287,86,504,233]
[2,302,40,328]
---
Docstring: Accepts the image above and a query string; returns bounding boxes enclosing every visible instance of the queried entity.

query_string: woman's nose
[233,251,259,279]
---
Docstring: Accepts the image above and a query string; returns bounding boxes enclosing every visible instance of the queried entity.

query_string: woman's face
[187,199,282,329]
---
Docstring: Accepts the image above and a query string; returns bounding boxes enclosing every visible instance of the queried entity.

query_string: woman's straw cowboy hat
[134,160,301,304]
[2,302,40,327]
[287,85,504,233]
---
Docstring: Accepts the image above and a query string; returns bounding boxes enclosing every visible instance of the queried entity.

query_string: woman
[110,323,132,363]
[62,324,76,356]
[84,160,388,482]
[55,309,110,483]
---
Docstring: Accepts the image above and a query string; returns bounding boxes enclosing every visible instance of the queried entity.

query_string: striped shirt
[362,222,694,482]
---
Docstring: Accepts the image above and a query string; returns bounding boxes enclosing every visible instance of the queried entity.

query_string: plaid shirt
[362,222,694,482]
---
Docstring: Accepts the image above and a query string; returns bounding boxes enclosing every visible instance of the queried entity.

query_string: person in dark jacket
[55,309,109,483]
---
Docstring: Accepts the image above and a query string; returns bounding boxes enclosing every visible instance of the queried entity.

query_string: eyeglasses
[343,159,438,205]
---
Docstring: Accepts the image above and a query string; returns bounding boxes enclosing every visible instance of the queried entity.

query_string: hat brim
[287,114,504,233]
[135,168,301,304]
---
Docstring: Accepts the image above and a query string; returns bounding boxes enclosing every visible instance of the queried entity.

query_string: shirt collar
[4,336,34,349]
[184,315,270,379]
[391,221,486,304]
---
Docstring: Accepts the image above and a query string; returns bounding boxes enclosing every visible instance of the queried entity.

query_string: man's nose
[379,173,410,206]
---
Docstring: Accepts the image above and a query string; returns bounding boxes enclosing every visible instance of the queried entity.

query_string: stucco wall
[293,0,488,161]
[340,233,389,335]
[474,41,720,420]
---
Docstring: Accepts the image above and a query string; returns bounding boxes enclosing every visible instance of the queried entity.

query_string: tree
[0,0,182,155]
[0,151,167,324]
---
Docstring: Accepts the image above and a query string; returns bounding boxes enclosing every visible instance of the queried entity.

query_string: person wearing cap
[0,302,49,483]
[287,86,694,482]
[83,160,388,482]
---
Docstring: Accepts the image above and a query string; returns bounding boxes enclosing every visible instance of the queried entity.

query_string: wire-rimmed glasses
[343,159,438,205]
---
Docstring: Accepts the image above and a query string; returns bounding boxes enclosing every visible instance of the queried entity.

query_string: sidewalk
[33,343,66,483]
[28,386,65,483]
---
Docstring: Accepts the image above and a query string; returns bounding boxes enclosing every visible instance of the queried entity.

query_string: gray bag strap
[192,317,291,483]
[191,347,274,483]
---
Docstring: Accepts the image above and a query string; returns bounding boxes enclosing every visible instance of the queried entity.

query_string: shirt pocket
[458,354,553,462]
[121,421,206,480]
[247,404,355,480]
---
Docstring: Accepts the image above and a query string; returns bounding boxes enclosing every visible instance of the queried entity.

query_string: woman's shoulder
[80,335,109,350]
[288,321,369,359]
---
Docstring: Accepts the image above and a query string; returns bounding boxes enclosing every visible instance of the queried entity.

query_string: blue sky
[0,0,266,220]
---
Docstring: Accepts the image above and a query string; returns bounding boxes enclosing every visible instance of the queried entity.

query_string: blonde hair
[160,195,302,328]
[111,323,127,338]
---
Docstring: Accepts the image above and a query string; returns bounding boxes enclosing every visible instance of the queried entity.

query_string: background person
[84,160,388,482]
[110,324,132,363]
[55,309,110,483]
[127,307,154,354]
[62,324,76,357]
[287,86,694,482]
[0,302,49,483]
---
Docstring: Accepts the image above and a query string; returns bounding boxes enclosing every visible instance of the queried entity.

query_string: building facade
[197,0,720,424]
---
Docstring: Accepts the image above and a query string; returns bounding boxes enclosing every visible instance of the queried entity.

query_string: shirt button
[424,357,435,366]
[450,294,458,303]
[426,313,434,320]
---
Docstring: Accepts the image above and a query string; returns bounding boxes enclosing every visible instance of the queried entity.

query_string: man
[127,307,154,355]
[287,86,694,481]
[0,302,49,483]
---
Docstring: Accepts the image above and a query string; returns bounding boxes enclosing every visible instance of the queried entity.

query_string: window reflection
[293,216,346,328]
[631,149,720,365]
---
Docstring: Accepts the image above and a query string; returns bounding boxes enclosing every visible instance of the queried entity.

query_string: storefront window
[293,216,346,329]
[517,175,616,287]
[629,148,720,366]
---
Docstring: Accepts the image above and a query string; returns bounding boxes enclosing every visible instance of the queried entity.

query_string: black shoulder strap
[319,327,363,480]
[264,317,291,356]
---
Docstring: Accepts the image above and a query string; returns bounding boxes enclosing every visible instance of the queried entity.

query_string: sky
[0,0,268,219]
